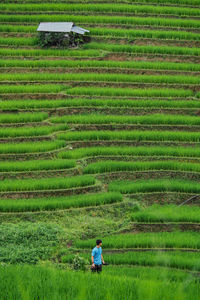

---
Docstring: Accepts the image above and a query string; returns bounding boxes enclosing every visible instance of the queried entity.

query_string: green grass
[0,48,100,57]
[58,145,200,159]
[0,264,199,300]
[90,27,200,41]
[75,231,200,249]
[131,204,200,223]
[1,0,199,5]
[57,130,200,143]
[1,98,200,110]
[0,140,66,154]
[108,178,200,194]
[0,84,67,94]
[104,265,196,281]
[0,14,199,29]
[0,159,76,172]
[51,114,200,125]
[0,124,68,138]
[0,112,48,123]
[1,59,200,72]
[83,160,200,174]
[1,4,199,17]
[2,73,200,85]
[0,192,122,212]
[67,87,193,98]
[84,42,200,56]
[63,251,200,272]
[0,175,95,192]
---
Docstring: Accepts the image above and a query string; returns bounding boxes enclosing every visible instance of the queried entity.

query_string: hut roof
[37,22,89,35]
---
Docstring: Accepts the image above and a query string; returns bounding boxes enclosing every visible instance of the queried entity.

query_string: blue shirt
[92,246,102,265]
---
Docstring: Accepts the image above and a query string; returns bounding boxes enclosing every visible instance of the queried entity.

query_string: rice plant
[2,73,200,85]
[108,178,200,194]
[0,175,95,192]
[1,4,199,17]
[0,112,48,123]
[1,99,200,110]
[0,124,68,138]
[63,251,200,272]
[0,14,199,29]
[75,231,200,249]
[57,130,200,143]
[0,159,76,172]
[0,265,199,300]
[0,84,67,94]
[131,204,200,223]
[0,192,122,212]
[50,114,200,125]
[90,27,200,41]
[83,160,200,174]
[58,145,200,159]
[0,140,65,154]
[67,87,193,98]
[84,42,200,56]
[1,59,200,71]
[0,48,100,57]
[1,0,199,5]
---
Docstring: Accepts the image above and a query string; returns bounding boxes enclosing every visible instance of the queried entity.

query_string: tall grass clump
[57,130,200,143]
[0,124,68,138]
[1,59,200,71]
[0,14,199,29]
[58,145,200,159]
[83,160,200,174]
[0,264,199,300]
[0,192,122,212]
[75,231,200,249]
[84,42,200,56]
[0,48,100,57]
[0,175,95,192]
[0,140,65,154]
[64,251,200,272]
[51,114,200,125]
[1,4,199,17]
[67,87,193,98]
[2,73,200,85]
[131,204,200,223]
[0,112,48,123]
[0,159,76,172]
[0,84,67,94]
[1,99,200,110]
[108,178,200,194]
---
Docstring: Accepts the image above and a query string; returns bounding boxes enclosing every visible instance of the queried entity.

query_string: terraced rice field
[0,0,200,298]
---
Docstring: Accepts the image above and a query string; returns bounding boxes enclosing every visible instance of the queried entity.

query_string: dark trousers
[91,264,102,273]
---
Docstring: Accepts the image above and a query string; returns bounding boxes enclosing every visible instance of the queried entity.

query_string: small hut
[37,22,90,47]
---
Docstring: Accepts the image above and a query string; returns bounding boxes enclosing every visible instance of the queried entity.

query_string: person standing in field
[91,239,105,273]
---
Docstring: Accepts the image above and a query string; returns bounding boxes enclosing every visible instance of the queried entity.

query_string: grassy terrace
[131,204,200,223]
[0,192,122,212]
[1,59,200,71]
[108,179,200,194]
[1,0,200,297]
[75,231,200,249]
[1,99,200,110]
[1,73,200,84]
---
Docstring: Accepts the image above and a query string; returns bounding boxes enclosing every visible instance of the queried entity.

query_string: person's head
[96,239,102,247]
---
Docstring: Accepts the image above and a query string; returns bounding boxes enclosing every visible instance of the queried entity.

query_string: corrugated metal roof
[71,26,90,35]
[37,22,90,35]
[37,22,74,33]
